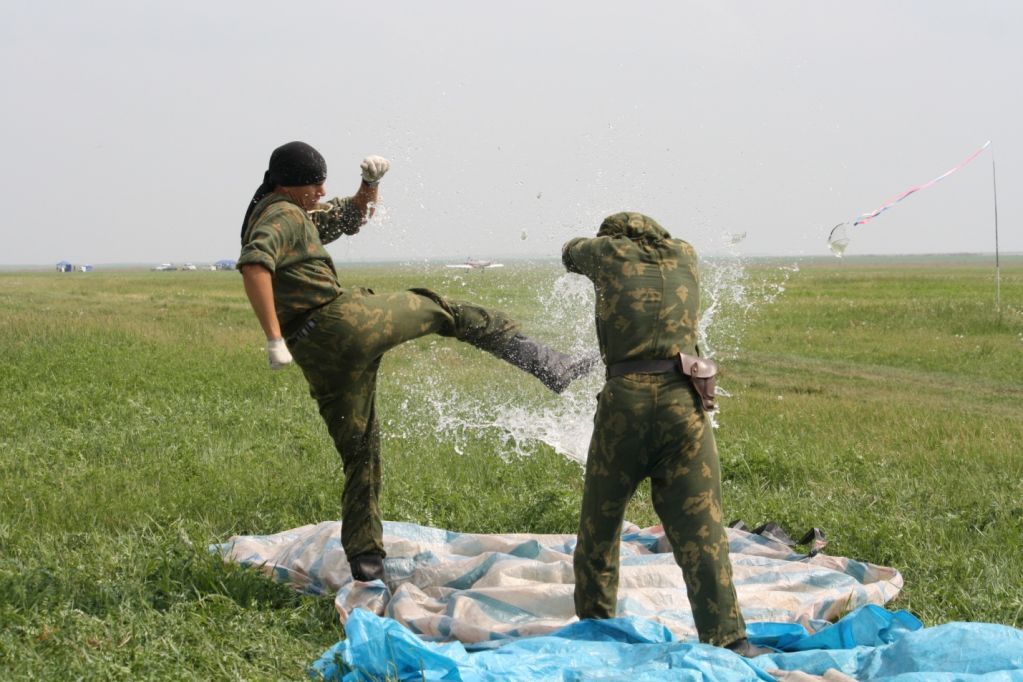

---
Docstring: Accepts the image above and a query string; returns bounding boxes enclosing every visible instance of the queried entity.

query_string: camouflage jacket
[237,193,363,331]
[562,212,702,365]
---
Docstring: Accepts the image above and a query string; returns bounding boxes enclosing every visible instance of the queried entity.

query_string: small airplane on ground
[445,258,504,271]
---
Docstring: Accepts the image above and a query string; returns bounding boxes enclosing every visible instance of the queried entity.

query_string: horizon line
[3,251,1021,270]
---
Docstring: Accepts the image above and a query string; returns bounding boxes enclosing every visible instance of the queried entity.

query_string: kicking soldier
[237,141,594,583]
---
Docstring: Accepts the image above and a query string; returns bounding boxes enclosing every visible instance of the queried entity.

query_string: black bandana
[241,141,328,242]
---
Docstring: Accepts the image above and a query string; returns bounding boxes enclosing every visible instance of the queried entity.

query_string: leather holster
[677,352,719,412]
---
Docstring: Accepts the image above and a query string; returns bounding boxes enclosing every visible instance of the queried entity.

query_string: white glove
[360,155,390,186]
[266,338,293,370]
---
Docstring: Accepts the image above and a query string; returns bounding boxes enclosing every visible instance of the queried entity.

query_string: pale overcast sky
[1,1,1020,265]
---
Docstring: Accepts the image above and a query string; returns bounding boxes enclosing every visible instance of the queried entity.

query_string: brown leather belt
[607,353,720,412]
[606,358,679,379]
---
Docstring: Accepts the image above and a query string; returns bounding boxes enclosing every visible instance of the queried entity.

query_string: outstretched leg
[493,333,600,393]
[406,290,598,392]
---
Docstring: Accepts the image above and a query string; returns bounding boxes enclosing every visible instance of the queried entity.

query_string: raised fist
[360,156,390,186]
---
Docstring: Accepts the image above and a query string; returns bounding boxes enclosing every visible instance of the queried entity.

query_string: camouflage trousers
[573,372,746,647]
[288,286,520,560]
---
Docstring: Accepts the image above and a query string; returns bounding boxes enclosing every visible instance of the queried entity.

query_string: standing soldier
[563,212,768,657]
[238,141,595,583]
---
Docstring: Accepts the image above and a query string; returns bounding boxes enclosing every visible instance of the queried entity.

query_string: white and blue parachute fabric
[214,521,1023,680]
[311,605,1023,681]
[214,520,902,643]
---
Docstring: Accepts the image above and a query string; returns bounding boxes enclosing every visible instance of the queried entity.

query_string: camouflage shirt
[562,212,702,365]
[237,193,363,331]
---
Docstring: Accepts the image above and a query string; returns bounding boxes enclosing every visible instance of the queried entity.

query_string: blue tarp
[311,605,1023,681]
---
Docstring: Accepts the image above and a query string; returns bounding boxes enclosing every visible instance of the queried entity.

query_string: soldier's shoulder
[252,201,309,235]
[669,239,698,257]
[260,201,305,222]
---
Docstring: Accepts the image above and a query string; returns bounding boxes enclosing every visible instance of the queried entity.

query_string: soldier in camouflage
[563,212,767,657]
[237,141,595,584]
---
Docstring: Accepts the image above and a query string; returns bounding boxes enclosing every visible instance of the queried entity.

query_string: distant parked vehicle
[152,263,175,271]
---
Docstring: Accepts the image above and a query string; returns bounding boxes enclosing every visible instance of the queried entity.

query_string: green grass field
[1,258,1021,679]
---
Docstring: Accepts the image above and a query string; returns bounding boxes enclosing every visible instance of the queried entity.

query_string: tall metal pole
[992,147,1001,315]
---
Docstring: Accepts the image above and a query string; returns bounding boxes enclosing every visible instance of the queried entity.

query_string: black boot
[349,552,385,582]
[498,334,599,393]
[725,637,773,658]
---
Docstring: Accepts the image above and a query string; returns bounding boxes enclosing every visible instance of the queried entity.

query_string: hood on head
[596,212,671,242]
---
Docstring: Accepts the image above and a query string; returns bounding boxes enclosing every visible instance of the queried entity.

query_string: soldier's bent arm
[311,181,378,245]
[562,237,601,277]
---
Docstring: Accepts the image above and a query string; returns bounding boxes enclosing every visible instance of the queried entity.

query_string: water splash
[365,203,393,230]
[699,244,791,361]
[386,255,794,466]
[537,273,599,353]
